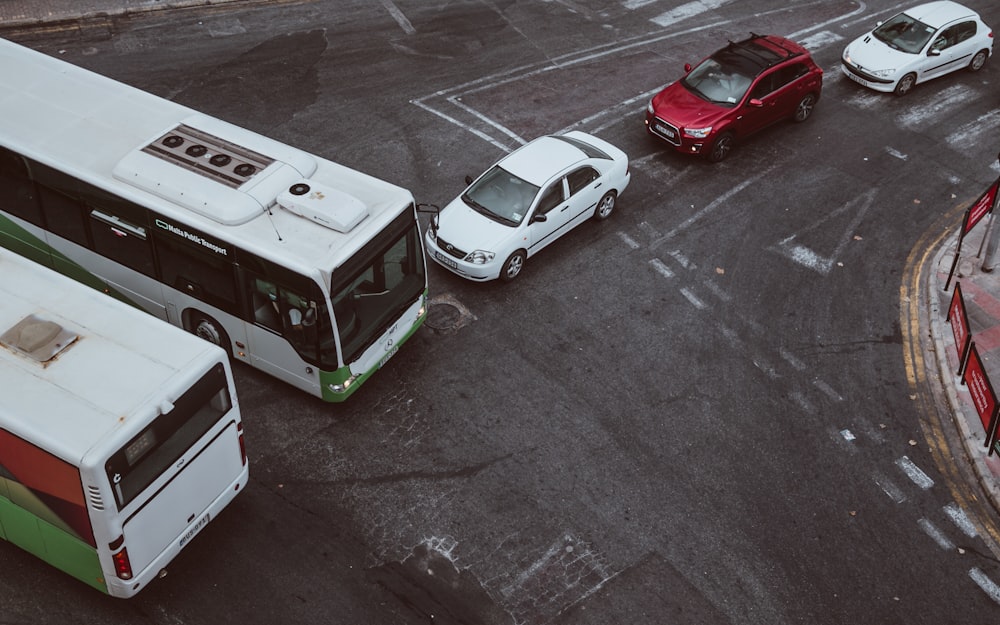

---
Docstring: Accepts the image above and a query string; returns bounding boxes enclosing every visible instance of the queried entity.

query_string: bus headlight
[328,374,359,394]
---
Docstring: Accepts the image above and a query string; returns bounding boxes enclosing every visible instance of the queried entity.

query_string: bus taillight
[237,422,247,466]
[112,546,133,580]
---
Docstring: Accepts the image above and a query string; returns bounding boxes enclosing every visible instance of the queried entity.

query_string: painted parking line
[897,456,935,490]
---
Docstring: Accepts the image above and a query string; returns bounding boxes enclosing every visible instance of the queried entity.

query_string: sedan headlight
[684,126,713,139]
[869,68,896,79]
[464,250,495,264]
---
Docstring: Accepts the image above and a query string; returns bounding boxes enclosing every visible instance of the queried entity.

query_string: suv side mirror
[684,63,693,73]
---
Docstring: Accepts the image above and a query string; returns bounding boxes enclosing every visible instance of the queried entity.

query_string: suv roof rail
[725,33,803,70]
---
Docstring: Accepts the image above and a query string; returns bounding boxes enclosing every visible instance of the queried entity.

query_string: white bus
[0,249,249,598]
[0,37,429,402]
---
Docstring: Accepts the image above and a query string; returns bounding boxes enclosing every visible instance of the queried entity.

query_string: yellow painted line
[901,200,1000,552]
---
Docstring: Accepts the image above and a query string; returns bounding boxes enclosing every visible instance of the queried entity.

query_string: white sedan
[425,131,630,282]
[841,0,993,96]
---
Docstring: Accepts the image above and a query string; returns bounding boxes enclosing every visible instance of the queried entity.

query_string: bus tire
[189,312,231,358]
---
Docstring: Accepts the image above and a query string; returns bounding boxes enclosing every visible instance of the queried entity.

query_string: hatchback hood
[651,81,729,129]
[844,34,916,73]
[436,197,515,252]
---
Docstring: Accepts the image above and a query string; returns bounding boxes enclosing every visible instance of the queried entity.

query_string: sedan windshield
[872,13,935,54]
[462,165,540,226]
[681,55,755,106]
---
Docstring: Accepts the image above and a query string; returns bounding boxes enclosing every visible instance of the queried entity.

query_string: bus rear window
[105,363,232,509]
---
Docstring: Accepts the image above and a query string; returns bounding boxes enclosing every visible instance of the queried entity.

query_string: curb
[927,229,1000,515]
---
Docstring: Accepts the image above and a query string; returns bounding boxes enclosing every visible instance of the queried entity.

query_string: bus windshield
[329,215,425,365]
[105,363,233,509]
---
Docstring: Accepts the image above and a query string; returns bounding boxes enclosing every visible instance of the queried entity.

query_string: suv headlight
[684,126,713,139]
[646,101,654,115]
[465,250,495,264]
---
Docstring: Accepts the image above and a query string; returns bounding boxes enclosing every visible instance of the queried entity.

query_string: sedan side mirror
[465,175,474,185]
[530,213,548,223]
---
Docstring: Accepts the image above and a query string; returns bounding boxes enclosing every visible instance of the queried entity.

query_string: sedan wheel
[793,93,816,122]
[500,250,526,282]
[893,73,916,96]
[969,50,989,72]
[594,191,617,220]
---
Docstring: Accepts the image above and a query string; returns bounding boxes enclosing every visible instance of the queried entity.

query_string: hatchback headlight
[684,126,713,139]
[870,68,896,79]
[465,250,495,264]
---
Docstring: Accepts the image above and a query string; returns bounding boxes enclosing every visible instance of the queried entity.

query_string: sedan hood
[651,81,729,129]
[436,197,515,253]
[844,34,915,73]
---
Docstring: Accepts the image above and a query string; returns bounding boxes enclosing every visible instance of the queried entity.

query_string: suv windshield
[872,13,935,54]
[682,55,755,106]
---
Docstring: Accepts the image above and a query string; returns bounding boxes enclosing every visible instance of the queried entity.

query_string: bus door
[244,275,321,396]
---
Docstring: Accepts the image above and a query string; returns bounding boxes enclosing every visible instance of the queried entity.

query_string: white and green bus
[0,249,249,598]
[0,37,428,402]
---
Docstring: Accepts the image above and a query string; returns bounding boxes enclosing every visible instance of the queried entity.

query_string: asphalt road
[4,0,1000,623]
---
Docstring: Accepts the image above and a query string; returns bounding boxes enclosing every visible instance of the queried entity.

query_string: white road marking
[796,31,844,50]
[874,473,906,503]
[651,0,733,27]
[840,429,855,442]
[813,379,843,401]
[896,456,934,490]
[946,109,1000,149]
[702,279,731,302]
[380,0,415,35]
[885,147,908,160]
[789,391,813,412]
[650,258,674,278]
[679,287,706,309]
[773,188,876,275]
[617,232,640,249]
[944,502,978,538]
[970,568,1000,605]
[918,518,955,550]
[652,169,774,246]
[779,347,807,371]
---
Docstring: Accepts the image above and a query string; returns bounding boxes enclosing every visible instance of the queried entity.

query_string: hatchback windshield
[462,165,540,226]
[682,54,756,106]
[872,13,935,54]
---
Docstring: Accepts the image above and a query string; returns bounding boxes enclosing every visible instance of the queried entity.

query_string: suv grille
[649,116,681,146]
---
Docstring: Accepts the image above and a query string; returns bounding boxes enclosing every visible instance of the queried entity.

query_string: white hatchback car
[841,0,993,96]
[425,131,630,282]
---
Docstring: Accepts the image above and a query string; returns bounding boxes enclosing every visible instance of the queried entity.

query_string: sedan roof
[904,1,977,28]
[499,136,586,187]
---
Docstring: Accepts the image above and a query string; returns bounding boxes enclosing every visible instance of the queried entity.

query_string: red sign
[963,343,998,433]
[963,178,1000,235]
[947,282,972,374]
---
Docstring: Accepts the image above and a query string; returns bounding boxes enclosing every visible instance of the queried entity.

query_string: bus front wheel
[190,313,231,358]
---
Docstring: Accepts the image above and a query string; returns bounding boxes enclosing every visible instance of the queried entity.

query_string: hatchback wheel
[969,50,989,72]
[594,191,617,220]
[500,250,526,282]
[793,93,817,122]
[893,73,916,96]
[707,133,734,163]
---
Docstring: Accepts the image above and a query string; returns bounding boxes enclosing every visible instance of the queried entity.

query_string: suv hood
[651,81,730,129]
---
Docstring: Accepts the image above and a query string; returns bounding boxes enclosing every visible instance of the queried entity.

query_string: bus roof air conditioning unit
[277,180,369,233]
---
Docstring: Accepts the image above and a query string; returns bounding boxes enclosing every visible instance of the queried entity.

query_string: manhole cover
[424,294,475,333]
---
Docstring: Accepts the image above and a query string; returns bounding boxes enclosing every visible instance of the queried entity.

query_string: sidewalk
[927,214,1000,511]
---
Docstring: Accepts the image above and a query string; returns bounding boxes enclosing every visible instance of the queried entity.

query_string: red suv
[645,33,823,163]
